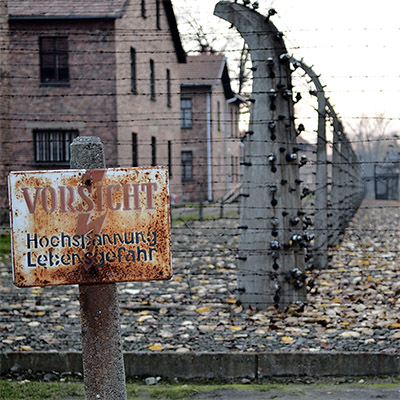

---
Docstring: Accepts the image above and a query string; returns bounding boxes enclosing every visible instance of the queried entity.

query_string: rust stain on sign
[8,167,172,287]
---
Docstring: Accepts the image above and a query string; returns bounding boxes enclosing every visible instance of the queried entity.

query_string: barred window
[182,151,193,181]
[180,98,192,129]
[141,0,146,18]
[156,0,161,29]
[166,69,171,107]
[39,37,69,84]
[168,140,172,177]
[150,59,156,100]
[132,132,138,167]
[34,130,78,163]
[130,48,137,94]
[151,136,156,166]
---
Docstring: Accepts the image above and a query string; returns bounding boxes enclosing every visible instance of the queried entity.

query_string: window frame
[33,129,78,165]
[132,132,138,167]
[166,69,171,107]
[150,59,156,101]
[181,150,193,182]
[168,140,172,177]
[156,0,161,29]
[217,101,221,131]
[141,0,146,18]
[180,98,192,129]
[151,136,157,166]
[130,47,137,94]
[39,36,69,85]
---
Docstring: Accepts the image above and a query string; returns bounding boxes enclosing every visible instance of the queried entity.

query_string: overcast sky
[173,0,400,138]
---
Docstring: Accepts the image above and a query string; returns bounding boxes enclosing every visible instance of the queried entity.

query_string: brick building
[180,53,244,202]
[6,0,186,216]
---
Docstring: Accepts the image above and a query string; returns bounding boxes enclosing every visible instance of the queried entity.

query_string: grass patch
[172,211,239,227]
[0,381,292,400]
[148,385,197,399]
[7,380,397,400]
[0,233,11,259]
[0,381,84,400]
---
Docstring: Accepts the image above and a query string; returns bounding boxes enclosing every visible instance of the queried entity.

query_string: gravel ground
[1,199,400,354]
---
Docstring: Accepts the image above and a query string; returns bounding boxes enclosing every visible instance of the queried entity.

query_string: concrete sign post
[8,136,172,399]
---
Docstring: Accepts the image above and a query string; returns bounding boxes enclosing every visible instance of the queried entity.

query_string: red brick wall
[180,86,210,202]
[114,0,184,199]
[8,19,119,170]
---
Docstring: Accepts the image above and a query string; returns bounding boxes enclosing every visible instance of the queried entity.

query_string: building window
[217,101,221,131]
[182,151,193,181]
[231,155,235,182]
[141,0,146,18]
[168,140,172,177]
[34,130,78,163]
[151,136,156,166]
[235,109,239,137]
[132,132,138,167]
[166,69,171,107]
[230,108,234,137]
[130,48,137,94]
[180,98,192,129]
[156,0,161,29]
[39,37,69,84]
[150,59,155,100]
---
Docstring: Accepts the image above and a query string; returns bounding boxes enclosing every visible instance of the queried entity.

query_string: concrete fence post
[341,135,352,226]
[70,137,127,400]
[215,2,306,308]
[328,116,341,246]
[327,103,344,246]
[291,59,329,269]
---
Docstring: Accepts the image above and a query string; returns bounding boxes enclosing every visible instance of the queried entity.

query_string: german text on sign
[8,167,172,287]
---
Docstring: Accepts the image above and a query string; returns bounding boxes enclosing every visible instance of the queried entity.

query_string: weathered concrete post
[327,102,343,246]
[70,137,127,400]
[341,135,352,227]
[215,2,306,307]
[291,59,329,269]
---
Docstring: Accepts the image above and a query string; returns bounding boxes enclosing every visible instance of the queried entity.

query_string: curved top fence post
[291,58,329,269]
[215,1,307,308]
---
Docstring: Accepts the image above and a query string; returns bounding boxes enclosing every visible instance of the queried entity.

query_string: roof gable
[181,54,225,86]
[181,53,235,99]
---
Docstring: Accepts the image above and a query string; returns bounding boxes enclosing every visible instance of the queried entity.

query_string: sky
[173,0,400,140]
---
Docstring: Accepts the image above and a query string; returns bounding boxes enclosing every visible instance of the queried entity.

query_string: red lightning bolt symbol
[76,170,107,270]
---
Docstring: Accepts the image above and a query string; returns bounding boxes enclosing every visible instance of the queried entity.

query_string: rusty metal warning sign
[8,167,172,287]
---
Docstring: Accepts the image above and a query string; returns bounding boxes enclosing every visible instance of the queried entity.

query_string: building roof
[181,53,226,86]
[8,0,129,19]
[8,0,186,63]
[181,53,239,99]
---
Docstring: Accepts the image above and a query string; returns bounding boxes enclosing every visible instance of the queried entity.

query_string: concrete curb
[1,352,400,379]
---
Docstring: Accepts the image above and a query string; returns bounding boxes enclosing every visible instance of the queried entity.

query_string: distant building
[5,0,186,222]
[180,53,245,202]
[374,146,400,200]
[296,135,317,192]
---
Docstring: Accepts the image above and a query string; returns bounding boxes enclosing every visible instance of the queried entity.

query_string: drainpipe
[206,91,213,201]
[225,96,238,197]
